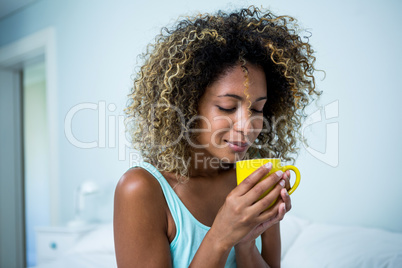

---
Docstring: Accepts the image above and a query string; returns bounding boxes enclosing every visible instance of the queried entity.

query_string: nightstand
[35,225,95,265]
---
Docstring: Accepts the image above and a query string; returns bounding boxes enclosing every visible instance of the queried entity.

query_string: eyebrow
[217,94,267,102]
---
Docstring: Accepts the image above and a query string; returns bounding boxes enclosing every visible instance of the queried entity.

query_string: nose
[233,107,252,136]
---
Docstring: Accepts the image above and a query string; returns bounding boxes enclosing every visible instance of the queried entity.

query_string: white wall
[0,0,401,232]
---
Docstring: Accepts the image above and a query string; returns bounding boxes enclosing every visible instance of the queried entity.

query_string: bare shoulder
[114,167,172,267]
[115,167,163,200]
[114,167,168,227]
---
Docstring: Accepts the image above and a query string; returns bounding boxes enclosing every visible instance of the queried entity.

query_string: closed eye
[217,106,263,113]
[217,106,236,112]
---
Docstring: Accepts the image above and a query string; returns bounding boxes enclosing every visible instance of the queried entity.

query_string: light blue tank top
[132,162,262,267]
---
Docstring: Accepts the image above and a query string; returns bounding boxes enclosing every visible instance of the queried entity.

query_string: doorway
[23,60,50,266]
[0,28,59,268]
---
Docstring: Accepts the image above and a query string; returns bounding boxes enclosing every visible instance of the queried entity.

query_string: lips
[228,141,249,147]
[225,140,250,152]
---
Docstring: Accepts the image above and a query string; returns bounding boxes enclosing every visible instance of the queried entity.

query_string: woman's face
[194,63,267,164]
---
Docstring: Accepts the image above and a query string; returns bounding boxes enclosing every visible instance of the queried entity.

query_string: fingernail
[264,162,272,169]
[275,170,283,177]
[285,190,289,196]
[279,180,285,187]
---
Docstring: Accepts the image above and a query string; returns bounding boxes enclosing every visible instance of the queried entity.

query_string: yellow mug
[236,158,301,200]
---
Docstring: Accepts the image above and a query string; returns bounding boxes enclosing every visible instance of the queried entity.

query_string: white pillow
[281,222,402,268]
[280,214,311,258]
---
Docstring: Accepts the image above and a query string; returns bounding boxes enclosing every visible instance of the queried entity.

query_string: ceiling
[0,0,37,20]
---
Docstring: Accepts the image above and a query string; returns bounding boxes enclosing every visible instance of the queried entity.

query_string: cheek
[251,117,264,136]
[254,119,264,129]
[211,117,232,137]
[212,118,230,130]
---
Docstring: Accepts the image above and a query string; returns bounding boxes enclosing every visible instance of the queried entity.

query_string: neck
[187,150,235,178]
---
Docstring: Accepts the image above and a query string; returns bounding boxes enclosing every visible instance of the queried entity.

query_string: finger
[243,169,284,205]
[278,203,287,220]
[280,188,292,212]
[235,162,274,196]
[284,171,291,191]
[250,177,285,212]
[256,198,286,224]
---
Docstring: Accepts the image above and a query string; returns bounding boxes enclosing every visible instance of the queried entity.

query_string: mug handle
[281,165,300,195]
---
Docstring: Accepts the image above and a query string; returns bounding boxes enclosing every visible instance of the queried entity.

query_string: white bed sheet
[35,215,402,268]
[35,223,116,268]
[35,253,116,268]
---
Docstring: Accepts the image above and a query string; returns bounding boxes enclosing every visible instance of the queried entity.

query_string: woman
[114,6,320,267]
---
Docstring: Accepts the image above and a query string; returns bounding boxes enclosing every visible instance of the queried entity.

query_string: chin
[219,151,248,164]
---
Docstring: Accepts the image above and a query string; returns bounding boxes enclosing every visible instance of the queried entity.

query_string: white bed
[35,215,402,268]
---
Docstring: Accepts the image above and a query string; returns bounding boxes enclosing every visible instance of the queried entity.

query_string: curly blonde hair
[125,6,321,179]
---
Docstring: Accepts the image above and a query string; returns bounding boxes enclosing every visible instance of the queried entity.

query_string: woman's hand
[209,163,291,250]
[237,170,292,245]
